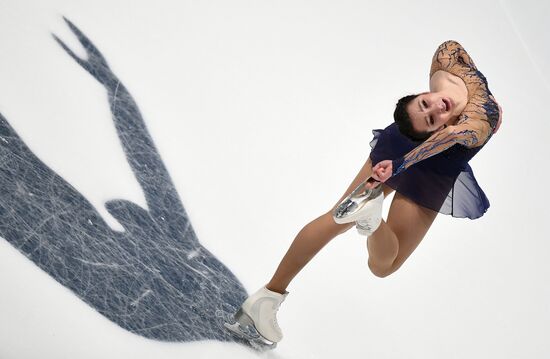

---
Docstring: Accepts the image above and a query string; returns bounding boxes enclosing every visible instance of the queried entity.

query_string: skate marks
[0,17,248,343]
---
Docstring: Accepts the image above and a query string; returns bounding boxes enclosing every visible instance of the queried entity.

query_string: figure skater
[225,40,503,347]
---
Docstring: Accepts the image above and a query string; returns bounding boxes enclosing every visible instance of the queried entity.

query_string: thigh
[385,192,438,271]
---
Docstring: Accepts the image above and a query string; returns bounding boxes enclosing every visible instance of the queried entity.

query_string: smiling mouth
[442,98,451,112]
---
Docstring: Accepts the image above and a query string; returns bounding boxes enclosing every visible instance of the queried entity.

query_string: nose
[429,101,445,114]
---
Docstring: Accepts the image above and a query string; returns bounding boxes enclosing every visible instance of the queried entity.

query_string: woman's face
[406,91,455,134]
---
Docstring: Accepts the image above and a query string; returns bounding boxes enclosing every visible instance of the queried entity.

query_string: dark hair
[393,94,431,141]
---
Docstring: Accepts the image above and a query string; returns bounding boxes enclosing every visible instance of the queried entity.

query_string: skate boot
[332,177,384,227]
[354,190,384,236]
[224,286,288,348]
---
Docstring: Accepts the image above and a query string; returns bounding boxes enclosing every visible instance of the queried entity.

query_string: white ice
[0,0,549,358]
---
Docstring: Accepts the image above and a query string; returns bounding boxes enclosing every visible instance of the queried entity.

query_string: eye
[429,117,434,125]
[422,100,427,108]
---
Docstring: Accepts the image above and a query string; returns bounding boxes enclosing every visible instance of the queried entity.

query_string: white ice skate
[224,286,288,349]
[333,177,384,236]
[355,199,383,236]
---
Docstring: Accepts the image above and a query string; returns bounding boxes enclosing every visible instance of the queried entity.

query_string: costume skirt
[369,123,490,219]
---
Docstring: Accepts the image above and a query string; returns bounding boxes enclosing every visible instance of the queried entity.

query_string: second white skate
[224,286,288,349]
[332,177,384,224]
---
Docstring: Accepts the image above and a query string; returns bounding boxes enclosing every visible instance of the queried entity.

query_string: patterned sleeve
[391,120,491,176]
[458,93,500,137]
[431,40,500,138]
[430,40,478,76]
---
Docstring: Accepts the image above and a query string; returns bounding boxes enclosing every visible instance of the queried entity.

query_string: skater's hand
[365,177,380,189]
[371,160,392,183]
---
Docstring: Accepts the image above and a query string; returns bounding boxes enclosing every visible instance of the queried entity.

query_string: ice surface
[0,17,248,343]
[1,2,550,358]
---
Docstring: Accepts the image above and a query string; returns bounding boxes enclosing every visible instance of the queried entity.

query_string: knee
[368,259,396,278]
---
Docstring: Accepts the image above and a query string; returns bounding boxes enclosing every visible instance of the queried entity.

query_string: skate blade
[333,178,383,223]
[224,321,277,350]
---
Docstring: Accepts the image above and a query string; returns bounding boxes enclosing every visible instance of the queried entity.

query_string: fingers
[372,162,390,181]
[365,181,380,189]
[366,181,380,189]
[375,167,388,179]
[365,178,380,189]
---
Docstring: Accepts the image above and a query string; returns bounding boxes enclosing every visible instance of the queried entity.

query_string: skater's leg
[265,211,349,294]
[266,157,393,294]
[366,192,437,278]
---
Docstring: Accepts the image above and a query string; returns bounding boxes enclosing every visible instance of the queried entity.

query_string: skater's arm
[371,119,491,181]
[432,40,501,132]
[430,40,477,75]
[391,119,490,176]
